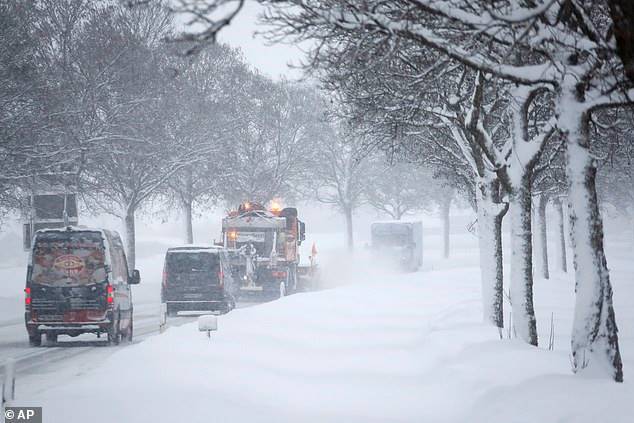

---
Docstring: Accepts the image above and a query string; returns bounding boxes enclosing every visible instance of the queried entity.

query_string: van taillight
[162,270,168,287]
[217,270,224,287]
[25,287,31,305]
[106,284,114,304]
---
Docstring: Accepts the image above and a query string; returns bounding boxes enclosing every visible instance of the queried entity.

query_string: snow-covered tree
[243,0,630,381]
[0,1,82,216]
[162,44,250,243]
[531,133,568,278]
[219,78,323,207]
[310,114,371,252]
[596,109,634,246]
[365,161,436,221]
[73,2,201,270]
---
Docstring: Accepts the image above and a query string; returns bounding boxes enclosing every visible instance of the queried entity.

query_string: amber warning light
[270,200,282,212]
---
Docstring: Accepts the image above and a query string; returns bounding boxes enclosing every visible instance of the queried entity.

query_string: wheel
[166,304,177,317]
[108,325,120,345]
[28,333,41,347]
[285,267,297,295]
[125,317,133,342]
[222,296,235,314]
[108,313,121,345]
[47,332,58,344]
[291,267,298,292]
[279,281,287,299]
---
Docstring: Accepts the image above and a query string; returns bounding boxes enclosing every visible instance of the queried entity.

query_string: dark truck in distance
[370,221,423,271]
[161,246,236,316]
[25,227,140,346]
[22,192,79,250]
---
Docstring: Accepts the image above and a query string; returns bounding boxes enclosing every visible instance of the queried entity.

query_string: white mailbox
[198,315,218,338]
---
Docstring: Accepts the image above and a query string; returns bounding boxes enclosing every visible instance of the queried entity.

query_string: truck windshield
[374,233,409,246]
[31,231,106,286]
[229,230,281,256]
[372,225,411,247]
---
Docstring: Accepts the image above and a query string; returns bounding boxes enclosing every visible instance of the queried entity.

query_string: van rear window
[167,252,219,274]
[31,231,106,286]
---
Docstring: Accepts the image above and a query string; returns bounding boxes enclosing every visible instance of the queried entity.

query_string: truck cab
[221,202,306,299]
[25,227,140,346]
[22,192,79,250]
[370,221,423,271]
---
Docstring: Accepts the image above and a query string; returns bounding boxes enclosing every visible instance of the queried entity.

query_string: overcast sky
[215,1,306,80]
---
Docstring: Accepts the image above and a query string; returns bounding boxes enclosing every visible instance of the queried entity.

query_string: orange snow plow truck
[221,202,318,300]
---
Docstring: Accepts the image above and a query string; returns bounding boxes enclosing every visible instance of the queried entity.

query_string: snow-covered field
[2,215,633,422]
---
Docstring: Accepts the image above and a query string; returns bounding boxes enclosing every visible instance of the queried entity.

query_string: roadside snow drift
[21,264,633,423]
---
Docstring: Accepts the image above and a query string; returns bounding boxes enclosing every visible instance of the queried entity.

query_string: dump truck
[221,202,315,299]
[370,221,423,271]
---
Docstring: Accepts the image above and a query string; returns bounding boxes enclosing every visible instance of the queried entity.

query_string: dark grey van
[161,246,235,316]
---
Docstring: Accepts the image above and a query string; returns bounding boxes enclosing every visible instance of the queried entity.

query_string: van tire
[29,333,41,347]
[287,266,298,294]
[108,326,120,345]
[47,332,58,344]
[166,304,177,317]
[108,314,121,345]
[126,318,133,342]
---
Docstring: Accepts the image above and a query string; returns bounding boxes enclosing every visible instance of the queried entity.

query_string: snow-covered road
[2,232,632,423]
[1,229,632,422]
[0,250,168,374]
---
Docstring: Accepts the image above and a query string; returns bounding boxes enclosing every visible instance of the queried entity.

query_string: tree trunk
[608,0,634,82]
[441,194,452,259]
[566,111,623,382]
[183,199,194,244]
[476,176,507,329]
[530,199,539,275]
[554,197,568,273]
[182,167,194,244]
[537,195,550,279]
[509,173,538,346]
[344,206,354,252]
[630,214,634,251]
[124,209,136,273]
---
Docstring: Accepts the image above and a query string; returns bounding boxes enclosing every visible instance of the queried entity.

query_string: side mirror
[129,269,141,285]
